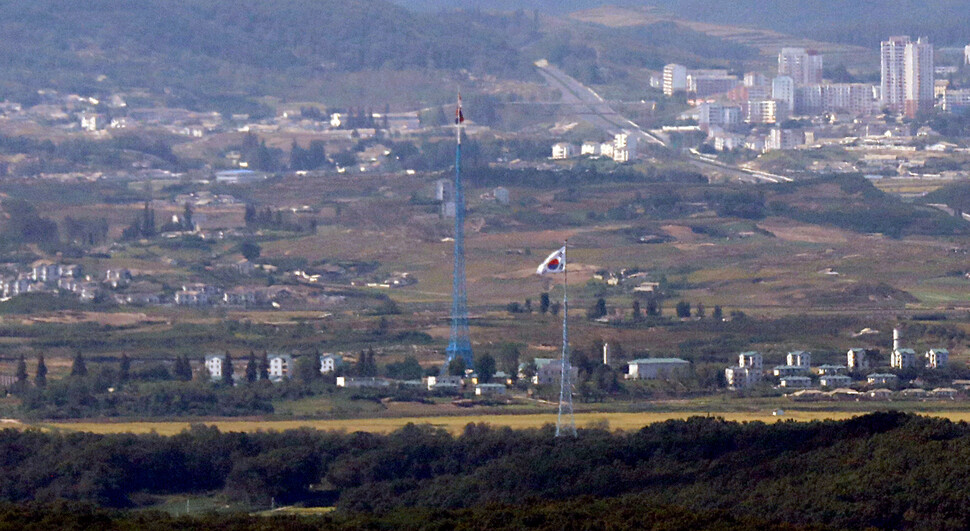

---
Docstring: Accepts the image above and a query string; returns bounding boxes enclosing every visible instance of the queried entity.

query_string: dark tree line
[0,412,965,530]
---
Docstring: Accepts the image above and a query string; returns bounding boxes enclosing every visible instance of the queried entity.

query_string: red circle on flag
[548,259,559,269]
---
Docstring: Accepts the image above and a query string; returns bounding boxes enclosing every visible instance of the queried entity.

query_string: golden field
[34,409,970,436]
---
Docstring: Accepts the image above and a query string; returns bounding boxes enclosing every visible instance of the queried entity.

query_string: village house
[319,353,343,374]
[268,353,293,381]
[204,353,228,381]
[533,358,580,385]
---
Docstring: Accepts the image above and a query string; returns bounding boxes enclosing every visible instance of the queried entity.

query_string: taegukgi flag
[536,246,566,275]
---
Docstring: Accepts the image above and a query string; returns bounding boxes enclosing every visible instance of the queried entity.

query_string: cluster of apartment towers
[724,328,948,390]
[662,36,938,126]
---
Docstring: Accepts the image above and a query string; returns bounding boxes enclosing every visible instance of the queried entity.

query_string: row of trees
[0,412,961,530]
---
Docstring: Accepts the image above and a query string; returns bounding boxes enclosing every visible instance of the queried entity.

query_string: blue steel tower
[445,94,473,371]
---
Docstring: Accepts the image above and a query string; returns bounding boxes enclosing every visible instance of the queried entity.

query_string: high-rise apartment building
[778,48,823,85]
[881,36,910,113]
[904,37,934,118]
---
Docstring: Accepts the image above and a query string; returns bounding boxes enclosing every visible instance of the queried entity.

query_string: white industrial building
[627,358,690,380]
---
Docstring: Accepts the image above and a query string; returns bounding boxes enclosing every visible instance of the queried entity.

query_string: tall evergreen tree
[175,355,193,381]
[196,357,209,382]
[246,352,258,383]
[119,353,130,382]
[34,355,47,388]
[223,352,234,386]
[260,351,270,380]
[15,355,27,385]
[71,352,87,377]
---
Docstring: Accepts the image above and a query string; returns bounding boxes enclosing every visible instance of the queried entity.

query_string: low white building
[780,376,812,388]
[867,373,899,387]
[819,374,853,388]
[816,364,846,375]
[336,377,389,388]
[426,375,463,390]
[773,365,808,377]
[475,383,507,396]
[581,141,601,156]
[627,358,689,380]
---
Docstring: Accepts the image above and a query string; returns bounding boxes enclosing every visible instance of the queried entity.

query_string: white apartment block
[745,99,778,124]
[778,48,823,85]
[891,348,917,369]
[739,352,763,371]
[320,354,342,374]
[580,141,600,156]
[551,143,576,160]
[725,366,760,389]
[268,354,293,380]
[847,348,868,371]
[613,132,638,163]
[772,76,795,113]
[663,64,687,96]
[786,351,811,368]
[765,128,803,151]
[926,348,948,369]
[942,89,970,112]
[744,72,769,87]
[795,83,874,115]
[688,71,739,98]
[204,354,226,381]
[698,102,741,129]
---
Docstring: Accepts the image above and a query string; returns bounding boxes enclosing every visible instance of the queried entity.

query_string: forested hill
[395,0,970,47]
[0,0,539,103]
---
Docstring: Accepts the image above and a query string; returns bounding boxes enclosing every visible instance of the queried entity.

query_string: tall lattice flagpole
[556,241,576,437]
[445,94,473,373]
